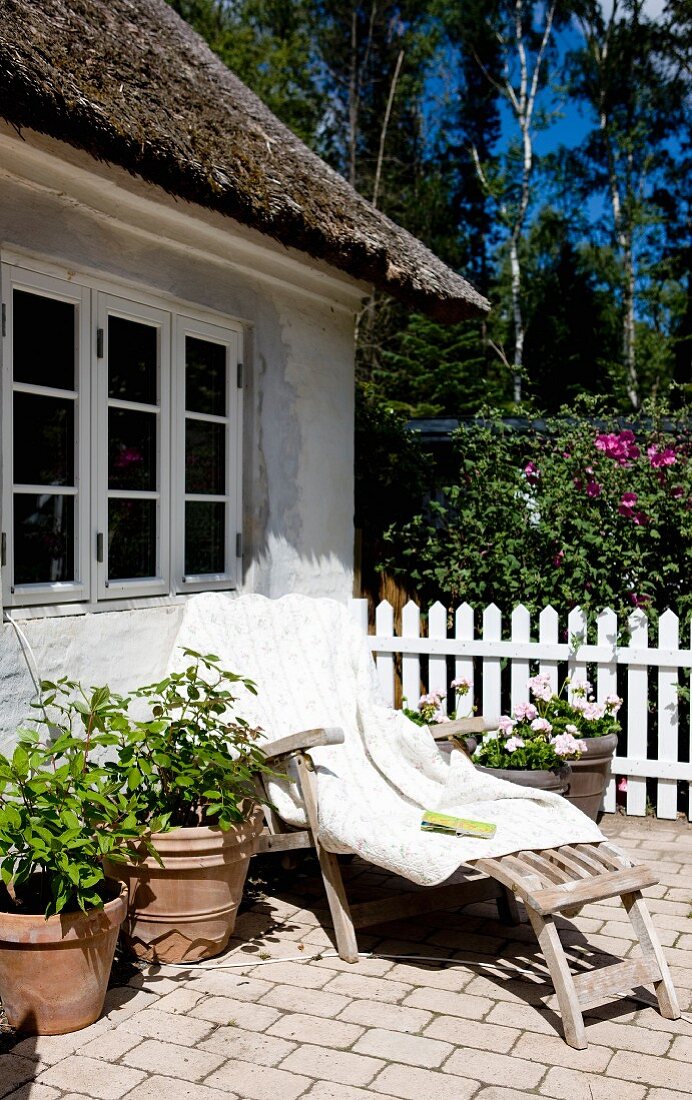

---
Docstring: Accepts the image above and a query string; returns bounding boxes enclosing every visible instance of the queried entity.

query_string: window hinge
[96,532,104,563]
[236,532,243,558]
[1,303,5,338]
[96,328,104,358]
[1,532,5,568]
[237,362,243,388]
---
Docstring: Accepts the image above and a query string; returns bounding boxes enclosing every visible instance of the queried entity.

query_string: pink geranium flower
[647,444,676,468]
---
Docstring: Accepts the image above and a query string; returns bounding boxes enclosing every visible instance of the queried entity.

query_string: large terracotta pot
[104,806,264,964]
[562,733,618,821]
[0,880,126,1035]
[475,763,571,794]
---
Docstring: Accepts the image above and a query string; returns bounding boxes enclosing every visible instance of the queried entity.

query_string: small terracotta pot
[475,764,571,794]
[562,733,618,821]
[0,880,126,1035]
[104,805,264,964]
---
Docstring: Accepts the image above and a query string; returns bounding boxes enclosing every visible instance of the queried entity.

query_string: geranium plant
[403,677,472,726]
[473,673,622,771]
[0,685,159,917]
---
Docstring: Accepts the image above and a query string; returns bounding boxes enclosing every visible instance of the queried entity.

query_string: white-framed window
[0,258,243,608]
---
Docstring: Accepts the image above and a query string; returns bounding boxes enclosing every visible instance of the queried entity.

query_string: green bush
[382,397,692,625]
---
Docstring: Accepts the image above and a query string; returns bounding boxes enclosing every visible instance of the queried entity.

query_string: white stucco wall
[0,130,363,748]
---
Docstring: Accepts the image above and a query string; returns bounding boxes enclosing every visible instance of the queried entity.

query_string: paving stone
[513,1031,613,1072]
[150,988,206,1015]
[475,1090,543,1100]
[37,1055,146,1100]
[403,985,494,1019]
[664,945,692,969]
[118,1007,215,1046]
[118,1077,234,1100]
[10,1024,112,1065]
[371,1063,479,1100]
[539,1066,647,1100]
[423,1014,520,1053]
[184,971,276,999]
[268,1012,365,1048]
[280,1043,384,1087]
[338,999,432,1034]
[463,974,548,1005]
[244,960,334,988]
[633,1009,692,1036]
[0,1059,48,1100]
[324,973,413,1004]
[442,1047,546,1089]
[607,1049,692,1091]
[304,1082,400,1100]
[204,1060,311,1099]
[579,1017,672,1054]
[648,1091,692,1100]
[353,1025,452,1069]
[2,1085,62,1100]
[260,982,352,1017]
[383,961,473,991]
[126,973,183,995]
[102,986,161,1021]
[670,1034,692,1061]
[121,1038,225,1081]
[76,1029,143,1061]
[485,1002,556,1034]
[200,1026,296,1065]
[308,956,395,978]
[189,994,281,1029]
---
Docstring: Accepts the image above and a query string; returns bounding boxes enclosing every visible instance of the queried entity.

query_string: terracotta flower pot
[104,805,265,964]
[561,733,618,821]
[0,880,126,1035]
[475,763,571,794]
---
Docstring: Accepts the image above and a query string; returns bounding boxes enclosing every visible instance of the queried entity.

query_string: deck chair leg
[293,753,359,963]
[496,885,521,926]
[622,891,680,1020]
[525,907,587,1049]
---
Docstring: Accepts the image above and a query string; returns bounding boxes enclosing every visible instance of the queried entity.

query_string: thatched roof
[0,0,489,322]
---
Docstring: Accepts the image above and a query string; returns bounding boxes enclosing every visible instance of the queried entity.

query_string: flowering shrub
[383,397,692,625]
[403,677,471,726]
[473,674,622,771]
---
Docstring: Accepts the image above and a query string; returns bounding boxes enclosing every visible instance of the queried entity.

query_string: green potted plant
[101,649,271,964]
[473,674,621,814]
[0,686,159,1035]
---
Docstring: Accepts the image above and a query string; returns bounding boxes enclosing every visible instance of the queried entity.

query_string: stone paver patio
[1,814,690,1100]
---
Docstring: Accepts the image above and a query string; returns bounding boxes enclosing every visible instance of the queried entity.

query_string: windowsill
[3,592,212,621]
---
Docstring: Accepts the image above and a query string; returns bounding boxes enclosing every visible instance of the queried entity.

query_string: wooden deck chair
[255,717,680,1050]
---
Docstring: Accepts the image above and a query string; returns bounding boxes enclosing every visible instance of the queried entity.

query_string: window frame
[1,264,91,607]
[0,255,244,610]
[173,315,242,593]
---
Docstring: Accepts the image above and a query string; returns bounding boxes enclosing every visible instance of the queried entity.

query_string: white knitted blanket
[174,592,603,886]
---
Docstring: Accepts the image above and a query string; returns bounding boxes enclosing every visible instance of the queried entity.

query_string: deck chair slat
[527,865,660,916]
[541,848,594,879]
[574,843,622,870]
[572,957,662,1011]
[517,850,576,885]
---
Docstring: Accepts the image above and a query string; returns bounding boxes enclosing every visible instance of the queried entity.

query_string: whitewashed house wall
[0,128,363,747]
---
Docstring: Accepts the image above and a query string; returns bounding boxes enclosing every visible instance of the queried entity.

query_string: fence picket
[375,599,395,708]
[626,611,649,817]
[596,608,618,813]
[482,604,502,723]
[350,597,369,637]
[455,604,475,719]
[510,605,531,711]
[567,607,588,698]
[428,602,449,713]
[401,601,421,711]
[539,606,559,693]
[657,610,680,820]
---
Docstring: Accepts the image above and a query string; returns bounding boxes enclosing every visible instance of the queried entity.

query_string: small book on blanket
[421,810,496,839]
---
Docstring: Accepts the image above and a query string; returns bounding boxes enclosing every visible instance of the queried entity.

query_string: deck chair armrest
[262,726,345,760]
[429,716,494,741]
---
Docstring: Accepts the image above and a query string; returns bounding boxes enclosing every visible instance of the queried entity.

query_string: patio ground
[1,813,691,1100]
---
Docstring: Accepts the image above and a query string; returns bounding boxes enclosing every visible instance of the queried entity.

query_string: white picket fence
[350,598,692,821]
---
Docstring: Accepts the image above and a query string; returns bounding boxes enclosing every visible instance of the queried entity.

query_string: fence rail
[350,598,692,821]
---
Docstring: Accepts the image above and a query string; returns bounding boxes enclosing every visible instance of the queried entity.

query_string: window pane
[185,502,225,575]
[14,494,74,584]
[108,409,156,490]
[13,290,75,391]
[108,499,156,580]
[108,316,157,404]
[185,420,225,494]
[14,393,74,486]
[185,336,226,416]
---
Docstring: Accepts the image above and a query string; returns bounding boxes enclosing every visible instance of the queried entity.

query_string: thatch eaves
[0,0,489,322]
